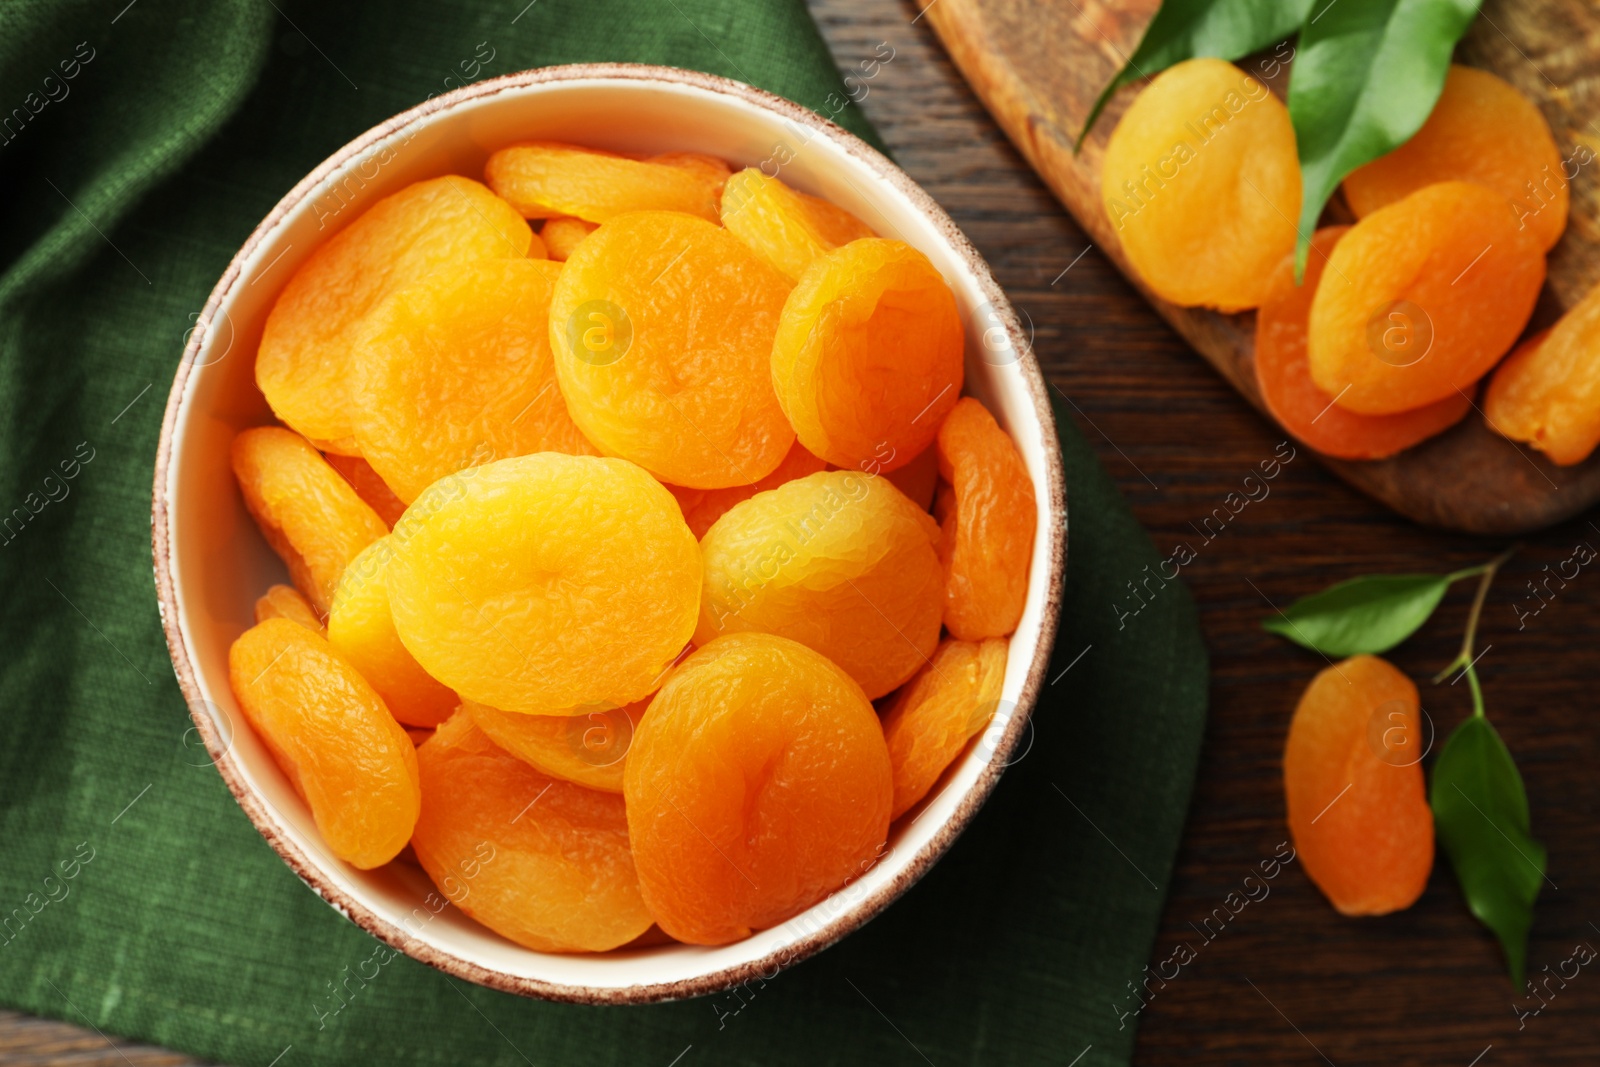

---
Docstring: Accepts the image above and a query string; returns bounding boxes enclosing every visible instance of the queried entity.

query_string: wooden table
[9,1,1598,1062]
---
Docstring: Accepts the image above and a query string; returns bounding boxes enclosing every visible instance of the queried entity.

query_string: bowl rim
[151,60,1068,1005]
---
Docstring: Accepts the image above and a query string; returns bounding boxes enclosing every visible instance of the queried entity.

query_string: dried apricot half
[323,453,407,528]
[232,427,388,615]
[465,698,645,793]
[881,637,1008,819]
[485,142,721,223]
[697,470,943,699]
[936,398,1037,640]
[229,619,420,869]
[1255,227,1471,459]
[256,176,531,452]
[1100,57,1299,311]
[669,439,828,540]
[541,217,597,261]
[721,168,875,281]
[1284,655,1433,915]
[351,257,594,504]
[1344,66,1567,252]
[1484,279,1600,464]
[624,633,892,944]
[551,211,795,488]
[1308,181,1544,415]
[413,710,652,952]
[385,453,700,713]
[772,238,963,472]
[254,584,323,632]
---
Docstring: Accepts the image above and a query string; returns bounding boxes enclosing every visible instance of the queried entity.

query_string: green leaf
[1262,573,1451,656]
[1078,0,1312,148]
[1287,0,1482,275]
[1431,715,1545,986]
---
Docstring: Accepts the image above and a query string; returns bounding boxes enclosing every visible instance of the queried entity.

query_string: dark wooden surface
[8,1,1599,1063]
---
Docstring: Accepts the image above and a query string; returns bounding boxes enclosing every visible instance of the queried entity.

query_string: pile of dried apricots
[227,142,1039,953]
[1103,59,1599,466]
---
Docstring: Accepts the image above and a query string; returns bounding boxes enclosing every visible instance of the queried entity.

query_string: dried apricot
[254,584,323,631]
[327,537,458,728]
[1255,227,1471,459]
[1284,655,1433,915]
[1100,57,1299,311]
[935,398,1037,640]
[256,176,531,452]
[385,453,700,713]
[885,444,938,511]
[323,453,407,528]
[413,711,652,952]
[465,698,645,793]
[721,168,875,281]
[1308,181,1544,415]
[772,238,963,472]
[650,151,733,195]
[1484,281,1600,464]
[670,439,828,540]
[229,619,420,869]
[882,637,1007,819]
[1344,66,1567,252]
[551,211,794,488]
[232,427,388,615]
[541,217,597,261]
[351,258,594,504]
[485,142,720,223]
[624,633,892,944]
[697,470,942,699]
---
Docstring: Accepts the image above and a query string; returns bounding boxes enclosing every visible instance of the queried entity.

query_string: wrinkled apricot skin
[465,698,645,793]
[352,257,595,504]
[1284,655,1433,916]
[696,470,943,699]
[328,537,458,728]
[772,238,963,472]
[881,637,1007,819]
[541,217,598,261]
[1255,227,1471,459]
[1101,58,1300,312]
[720,168,875,281]
[228,619,420,869]
[254,584,323,632]
[936,398,1037,641]
[232,427,388,616]
[485,143,721,223]
[649,151,733,196]
[668,440,828,540]
[1344,66,1567,252]
[413,711,653,952]
[1308,182,1545,415]
[624,633,892,945]
[323,453,407,528]
[551,211,795,489]
[386,453,701,713]
[256,176,532,451]
[1485,281,1600,464]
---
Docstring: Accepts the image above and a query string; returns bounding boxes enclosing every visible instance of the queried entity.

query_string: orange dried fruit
[551,211,794,488]
[649,151,733,195]
[1343,66,1567,252]
[884,443,938,511]
[327,537,458,728]
[351,257,595,504]
[624,633,892,944]
[881,637,1008,819]
[720,167,874,281]
[385,453,700,713]
[541,217,597,261]
[228,619,420,869]
[323,453,407,528]
[232,427,388,616]
[256,176,531,451]
[464,698,645,793]
[772,238,963,472]
[697,470,943,699]
[1284,655,1433,916]
[254,584,323,632]
[1255,227,1471,459]
[935,398,1037,640]
[413,710,652,952]
[1484,281,1600,464]
[485,142,721,223]
[669,439,828,540]
[1307,181,1544,415]
[1100,57,1299,311]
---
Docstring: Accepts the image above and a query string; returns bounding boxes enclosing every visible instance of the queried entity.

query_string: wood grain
[923,0,1600,534]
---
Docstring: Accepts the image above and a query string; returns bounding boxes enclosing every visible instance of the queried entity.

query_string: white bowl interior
[163,71,1060,998]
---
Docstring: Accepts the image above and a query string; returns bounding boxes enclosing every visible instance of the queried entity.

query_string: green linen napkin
[0,2,1208,1064]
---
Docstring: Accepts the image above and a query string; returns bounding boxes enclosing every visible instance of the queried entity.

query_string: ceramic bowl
[153,63,1066,1004]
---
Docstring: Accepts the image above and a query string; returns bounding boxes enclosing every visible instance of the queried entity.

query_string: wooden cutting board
[924,0,1600,535]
